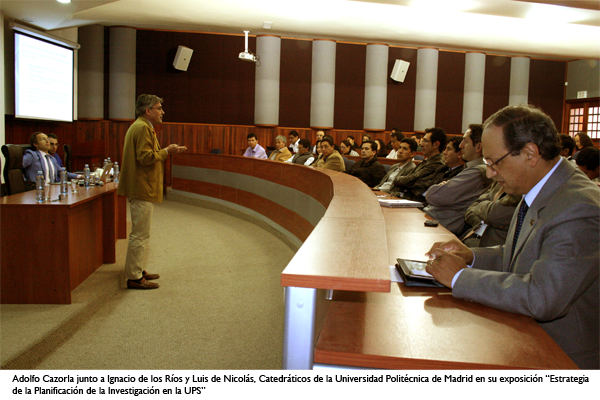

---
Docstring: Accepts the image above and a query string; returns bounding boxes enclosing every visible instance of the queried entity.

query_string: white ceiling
[2,0,599,60]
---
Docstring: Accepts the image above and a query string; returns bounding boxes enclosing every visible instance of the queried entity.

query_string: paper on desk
[390,265,403,282]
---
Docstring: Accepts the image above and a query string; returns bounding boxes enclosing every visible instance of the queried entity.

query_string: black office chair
[1,144,35,196]
[383,163,391,173]
[63,144,73,172]
[209,148,222,154]
[343,158,355,171]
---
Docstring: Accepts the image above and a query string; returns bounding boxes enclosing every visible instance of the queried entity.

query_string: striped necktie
[45,154,55,183]
[511,200,529,260]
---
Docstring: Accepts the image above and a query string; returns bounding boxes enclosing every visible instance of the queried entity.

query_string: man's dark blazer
[454,159,599,369]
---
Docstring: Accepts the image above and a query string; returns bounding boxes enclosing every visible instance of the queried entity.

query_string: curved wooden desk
[171,154,576,370]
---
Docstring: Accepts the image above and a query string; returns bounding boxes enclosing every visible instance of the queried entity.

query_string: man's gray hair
[275,135,287,144]
[135,94,163,118]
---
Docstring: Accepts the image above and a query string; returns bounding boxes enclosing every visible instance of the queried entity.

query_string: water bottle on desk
[60,168,69,195]
[113,162,120,184]
[84,164,91,188]
[35,171,44,203]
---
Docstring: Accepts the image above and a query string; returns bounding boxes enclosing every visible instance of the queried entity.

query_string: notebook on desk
[395,259,444,287]
[379,199,423,208]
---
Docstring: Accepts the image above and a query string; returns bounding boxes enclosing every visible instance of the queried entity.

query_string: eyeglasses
[150,106,163,111]
[483,151,513,170]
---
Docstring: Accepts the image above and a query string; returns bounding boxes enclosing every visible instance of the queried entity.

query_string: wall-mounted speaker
[391,59,410,82]
[173,45,193,71]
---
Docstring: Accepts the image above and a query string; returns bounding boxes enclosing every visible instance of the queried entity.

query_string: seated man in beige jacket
[268,135,293,162]
[315,136,345,172]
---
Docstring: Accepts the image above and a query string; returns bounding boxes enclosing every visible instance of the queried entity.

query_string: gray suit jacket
[453,159,599,369]
[374,160,416,192]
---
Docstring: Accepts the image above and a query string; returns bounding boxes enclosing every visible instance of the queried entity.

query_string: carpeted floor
[1,196,298,370]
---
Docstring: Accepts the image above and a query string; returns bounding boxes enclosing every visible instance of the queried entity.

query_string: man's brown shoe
[127,278,159,289]
[142,271,160,280]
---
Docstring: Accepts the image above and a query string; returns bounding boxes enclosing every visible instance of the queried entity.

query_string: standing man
[344,141,387,187]
[47,133,64,168]
[118,94,187,290]
[425,105,599,369]
[243,133,268,159]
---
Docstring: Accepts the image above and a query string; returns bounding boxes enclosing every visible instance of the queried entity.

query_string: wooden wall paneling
[280,39,312,128]
[436,51,466,135]
[136,30,256,125]
[483,55,511,120]
[528,59,566,129]
[334,43,367,130]
[386,47,418,132]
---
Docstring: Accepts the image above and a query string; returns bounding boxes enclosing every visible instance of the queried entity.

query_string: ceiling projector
[239,30,258,63]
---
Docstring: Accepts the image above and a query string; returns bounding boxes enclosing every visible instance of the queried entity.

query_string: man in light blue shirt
[243,133,267,159]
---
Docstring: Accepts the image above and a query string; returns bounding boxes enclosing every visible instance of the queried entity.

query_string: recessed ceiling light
[56,0,72,4]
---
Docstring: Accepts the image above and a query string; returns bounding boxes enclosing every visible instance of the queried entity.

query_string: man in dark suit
[344,141,386,188]
[425,104,599,369]
[22,132,78,182]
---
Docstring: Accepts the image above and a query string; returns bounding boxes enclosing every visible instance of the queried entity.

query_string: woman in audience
[310,139,323,165]
[339,140,359,157]
[573,132,594,160]
[361,133,372,146]
[374,139,388,157]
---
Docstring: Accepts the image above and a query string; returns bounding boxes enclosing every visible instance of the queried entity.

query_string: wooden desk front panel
[315,286,577,369]
[1,184,123,304]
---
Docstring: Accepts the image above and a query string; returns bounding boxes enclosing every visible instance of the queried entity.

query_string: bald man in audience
[312,130,325,153]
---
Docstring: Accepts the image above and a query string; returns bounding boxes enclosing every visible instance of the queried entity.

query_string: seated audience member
[374,138,418,192]
[339,139,359,157]
[346,135,359,150]
[386,132,404,159]
[243,133,268,159]
[390,127,446,200]
[419,136,466,193]
[573,132,594,160]
[411,133,423,151]
[575,146,600,182]
[386,128,403,151]
[47,133,64,168]
[22,132,79,182]
[374,139,388,158]
[559,134,576,162]
[268,135,293,162]
[463,181,521,248]
[288,130,300,153]
[344,141,387,187]
[311,130,325,153]
[425,104,599,369]
[361,133,372,145]
[286,139,315,166]
[310,139,323,166]
[424,124,493,235]
[315,136,345,171]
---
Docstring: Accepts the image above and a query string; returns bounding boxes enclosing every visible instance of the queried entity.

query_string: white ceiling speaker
[173,45,193,71]
[391,59,410,82]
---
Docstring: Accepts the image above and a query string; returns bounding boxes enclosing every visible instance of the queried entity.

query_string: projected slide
[15,33,74,122]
